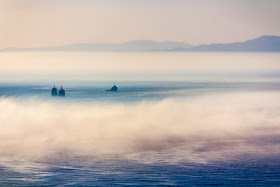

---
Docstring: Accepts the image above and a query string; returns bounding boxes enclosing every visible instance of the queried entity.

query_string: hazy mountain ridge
[185,35,280,52]
[2,40,193,52]
[2,35,280,52]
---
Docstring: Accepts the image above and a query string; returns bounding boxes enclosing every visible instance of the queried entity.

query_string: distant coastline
[2,35,280,52]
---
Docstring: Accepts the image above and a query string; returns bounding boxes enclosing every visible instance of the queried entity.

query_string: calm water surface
[0,81,279,186]
[0,52,280,186]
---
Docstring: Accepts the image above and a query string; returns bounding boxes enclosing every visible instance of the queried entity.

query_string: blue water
[1,81,280,103]
[0,81,280,186]
[0,155,279,186]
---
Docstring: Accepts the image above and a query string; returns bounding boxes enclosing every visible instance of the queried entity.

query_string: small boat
[106,83,118,91]
[59,86,65,96]
[51,86,65,96]
[51,86,58,96]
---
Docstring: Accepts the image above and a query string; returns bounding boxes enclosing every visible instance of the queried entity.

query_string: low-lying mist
[0,92,280,163]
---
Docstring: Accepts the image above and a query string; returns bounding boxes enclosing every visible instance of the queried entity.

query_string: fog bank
[0,92,280,161]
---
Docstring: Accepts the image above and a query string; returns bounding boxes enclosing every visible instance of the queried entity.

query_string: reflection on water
[0,82,280,185]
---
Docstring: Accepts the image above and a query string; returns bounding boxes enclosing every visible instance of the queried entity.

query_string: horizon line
[1,34,279,51]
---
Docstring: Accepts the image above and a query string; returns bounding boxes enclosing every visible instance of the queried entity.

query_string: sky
[0,0,280,48]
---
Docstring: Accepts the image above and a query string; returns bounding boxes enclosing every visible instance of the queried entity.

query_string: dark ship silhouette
[51,86,58,96]
[106,83,118,91]
[59,86,65,96]
[51,86,65,96]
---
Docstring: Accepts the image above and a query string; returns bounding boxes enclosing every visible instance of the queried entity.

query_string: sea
[0,52,280,186]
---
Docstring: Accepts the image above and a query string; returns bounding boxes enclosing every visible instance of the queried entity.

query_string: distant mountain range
[171,35,280,52]
[2,35,280,52]
[2,40,193,52]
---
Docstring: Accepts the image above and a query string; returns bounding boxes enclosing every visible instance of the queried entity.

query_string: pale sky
[0,0,280,48]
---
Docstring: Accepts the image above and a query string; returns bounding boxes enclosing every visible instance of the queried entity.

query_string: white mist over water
[0,91,279,162]
[1,52,280,82]
[0,52,280,185]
